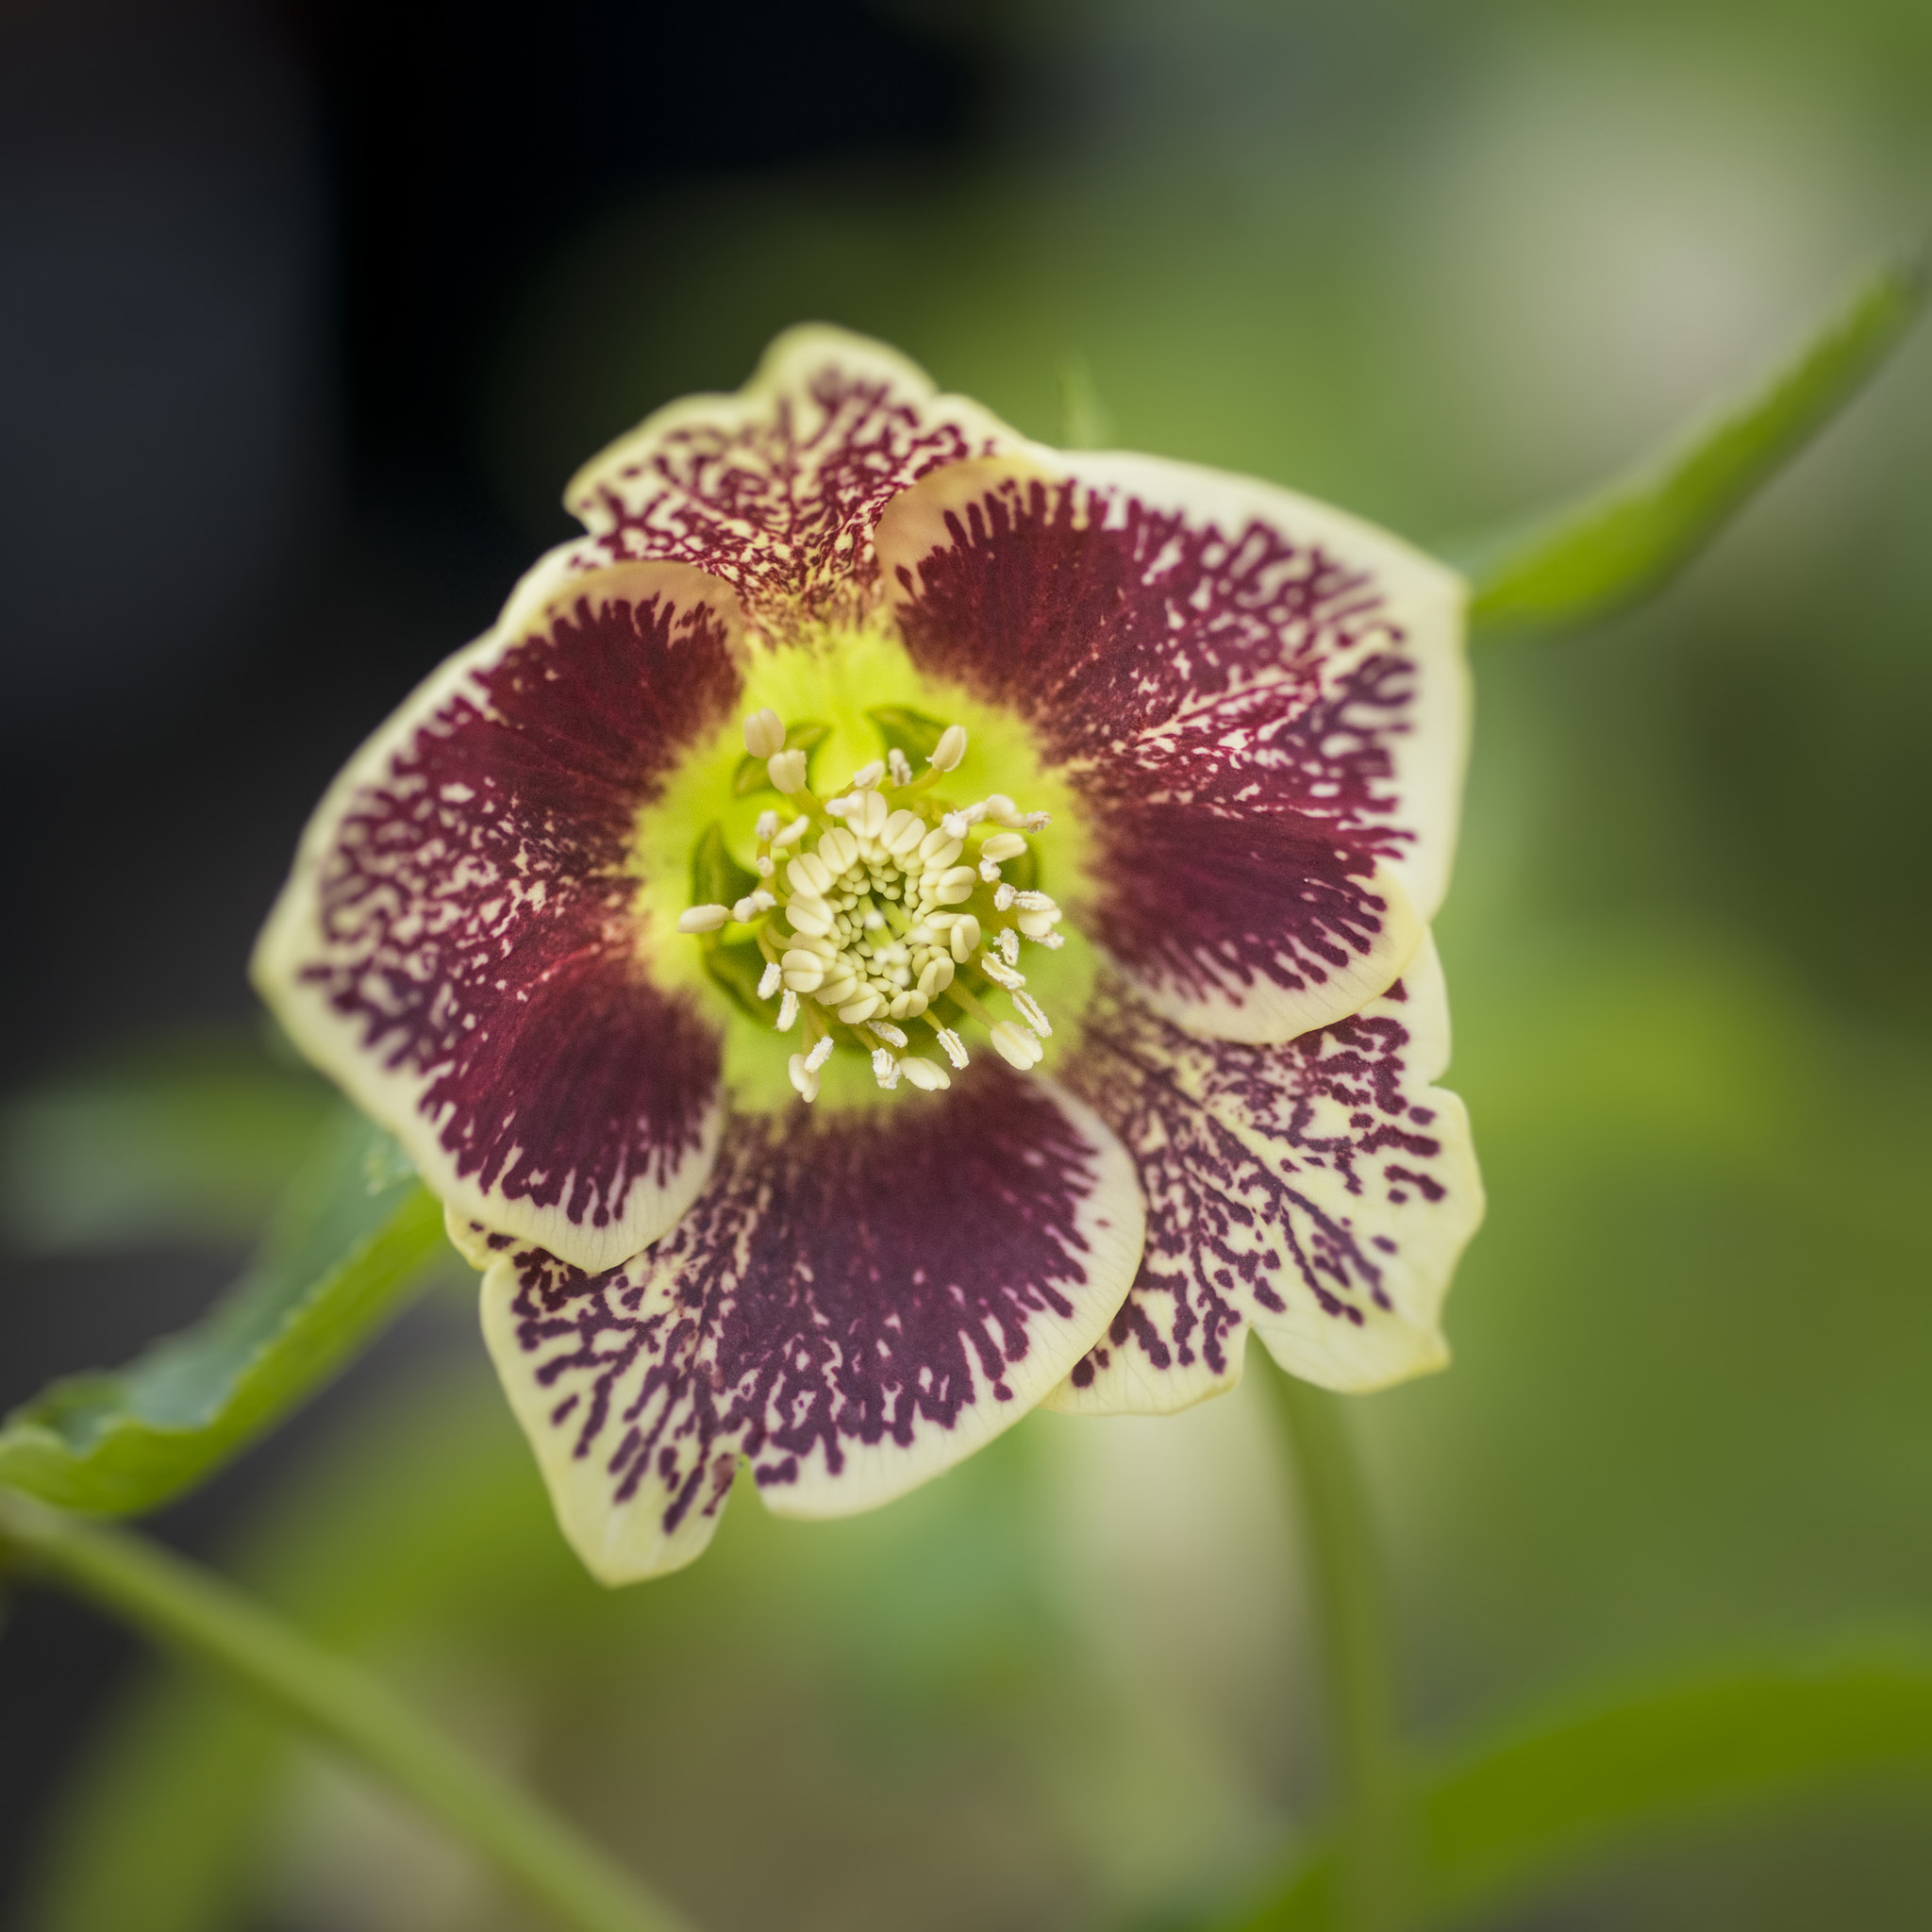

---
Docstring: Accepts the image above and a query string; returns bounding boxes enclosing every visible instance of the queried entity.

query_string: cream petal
[480,1066,1145,1584]
[1049,934,1482,1413]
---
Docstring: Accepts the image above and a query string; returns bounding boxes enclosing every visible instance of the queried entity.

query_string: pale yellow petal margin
[252,558,741,1276]
[1046,933,1482,1416]
[478,1079,1146,1585]
[1248,934,1480,1391]
[1123,859,1424,1047]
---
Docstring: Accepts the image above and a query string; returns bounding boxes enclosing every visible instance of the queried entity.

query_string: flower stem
[1260,1361,1410,1932]
[0,1489,697,1932]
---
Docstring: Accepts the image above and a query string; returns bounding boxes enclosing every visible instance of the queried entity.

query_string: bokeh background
[4,0,1931,1926]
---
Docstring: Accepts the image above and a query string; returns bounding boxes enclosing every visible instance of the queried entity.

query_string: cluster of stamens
[676,708,1064,1102]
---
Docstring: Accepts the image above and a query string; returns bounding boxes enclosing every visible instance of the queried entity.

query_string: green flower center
[632,629,1096,1111]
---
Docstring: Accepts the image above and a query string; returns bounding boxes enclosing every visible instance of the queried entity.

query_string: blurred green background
[5,0,1931,1927]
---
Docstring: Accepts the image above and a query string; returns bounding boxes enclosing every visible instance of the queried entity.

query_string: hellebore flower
[254,327,1484,1582]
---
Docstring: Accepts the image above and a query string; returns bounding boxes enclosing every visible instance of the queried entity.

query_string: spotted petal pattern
[1049,936,1482,1410]
[878,454,1467,1042]
[563,326,1017,643]
[480,1067,1144,1582]
[254,562,742,1274]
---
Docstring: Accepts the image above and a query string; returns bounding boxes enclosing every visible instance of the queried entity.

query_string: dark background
[5,0,1932,1927]
[0,0,984,1913]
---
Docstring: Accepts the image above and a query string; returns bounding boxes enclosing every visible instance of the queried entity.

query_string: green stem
[0,1490,696,1932]
[1261,1363,1408,1932]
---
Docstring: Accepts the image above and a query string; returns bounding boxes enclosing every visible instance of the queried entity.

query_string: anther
[934,1027,969,1069]
[899,1058,950,1091]
[788,1053,821,1103]
[768,749,808,793]
[872,1048,900,1090]
[887,748,913,787]
[948,915,981,962]
[776,990,800,1030]
[993,883,1016,910]
[981,832,1026,862]
[678,904,730,933]
[929,724,968,772]
[996,927,1020,966]
[990,1022,1044,1070]
[755,809,779,841]
[1013,990,1053,1037]
[758,960,782,1000]
[850,759,885,791]
[743,708,785,758]
[805,1037,835,1073]
[869,1019,908,1048]
[772,816,809,849]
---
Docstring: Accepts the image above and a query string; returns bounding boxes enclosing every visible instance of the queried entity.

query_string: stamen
[990,1022,1044,1070]
[743,708,785,758]
[722,722,1067,1095]
[1013,990,1053,1037]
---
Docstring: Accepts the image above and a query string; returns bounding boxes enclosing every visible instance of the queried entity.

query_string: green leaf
[1458,254,1927,639]
[1212,1654,1932,1931]
[731,717,829,795]
[0,1104,446,1516]
[867,705,951,763]
[688,821,758,910]
[1,1031,333,1254]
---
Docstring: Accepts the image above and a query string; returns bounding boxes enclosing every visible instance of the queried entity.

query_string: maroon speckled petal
[255,561,744,1274]
[1048,936,1482,1409]
[479,1067,1146,1582]
[878,456,1467,1043]
[561,326,1017,644]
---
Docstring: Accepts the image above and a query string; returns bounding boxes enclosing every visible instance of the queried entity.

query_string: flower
[254,326,1484,1583]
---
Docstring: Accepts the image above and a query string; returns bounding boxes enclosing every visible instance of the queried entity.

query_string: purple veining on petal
[575,363,997,641]
[504,1065,1127,1539]
[1060,971,1459,1391]
[888,470,1424,1010]
[298,576,738,1236]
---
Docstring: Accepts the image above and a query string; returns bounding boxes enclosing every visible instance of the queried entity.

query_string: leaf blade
[1212,1654,1932,1932]
[0,1105,446,1516]
[1460,254,1927,638]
